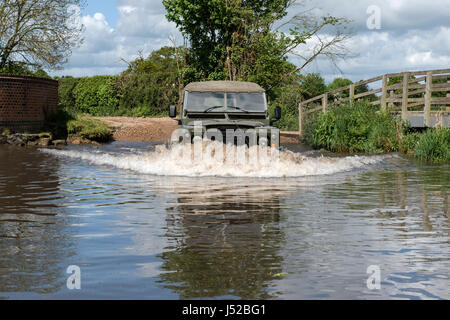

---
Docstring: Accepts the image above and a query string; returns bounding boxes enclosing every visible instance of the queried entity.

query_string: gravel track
[95,116,300,144]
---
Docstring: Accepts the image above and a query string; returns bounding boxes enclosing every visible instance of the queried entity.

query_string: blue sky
[54,0,450,84]
[84,0,119,26]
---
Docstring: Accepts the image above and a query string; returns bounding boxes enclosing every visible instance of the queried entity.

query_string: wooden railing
[298,68,450,136]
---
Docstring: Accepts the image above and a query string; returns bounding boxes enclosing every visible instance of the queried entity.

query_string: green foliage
[269,73,328,131]
[413,128,450,163]
[300,73,327,100]
[116,47,181,116]
[399,132,421,154]
[72,76,119,116]
[0,0,85,70]
[327,78,353,93]
[162,0,349,98]
[303,99,449,163]
[1,128,10,135]
[67,116,112,142]
[304,101,400,153]
[163,0,293,77]
[327,77,374,101]
[58,76,81,113]
[0,62,51,78]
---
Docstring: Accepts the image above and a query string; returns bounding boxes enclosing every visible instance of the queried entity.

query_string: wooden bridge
[298,68,450,136]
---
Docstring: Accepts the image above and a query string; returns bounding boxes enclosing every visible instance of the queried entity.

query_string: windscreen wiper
[205,106,249,113]
[205,106,225,113]
[226,106,249,113]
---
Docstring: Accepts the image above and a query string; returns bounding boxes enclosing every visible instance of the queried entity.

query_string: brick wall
[0,74,59,133]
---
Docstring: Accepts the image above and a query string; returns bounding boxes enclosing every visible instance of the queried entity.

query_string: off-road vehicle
[169,81,282,147]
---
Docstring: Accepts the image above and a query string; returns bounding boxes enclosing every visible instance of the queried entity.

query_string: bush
[117,72,179,117]
[67,116,112,142]
[0,63,51,78]
[58,76,81,113]
[413,128,450,163]
[72,76,119,116]
[304,101,400,153]
[399,132,421,155]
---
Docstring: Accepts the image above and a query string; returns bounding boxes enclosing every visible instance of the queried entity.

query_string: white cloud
[53,1,182,77]
[54,0,450,82]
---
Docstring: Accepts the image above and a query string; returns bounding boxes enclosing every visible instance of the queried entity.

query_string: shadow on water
[0,145,76,297]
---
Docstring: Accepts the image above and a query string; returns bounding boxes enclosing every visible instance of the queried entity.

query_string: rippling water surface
[0,142,448,300]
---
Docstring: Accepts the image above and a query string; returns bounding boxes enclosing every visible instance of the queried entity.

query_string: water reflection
[0,146,75,295]
[155,178,287,299]
[0,142,449,300]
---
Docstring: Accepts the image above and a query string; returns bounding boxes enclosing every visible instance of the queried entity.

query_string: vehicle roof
[184,81,265,93]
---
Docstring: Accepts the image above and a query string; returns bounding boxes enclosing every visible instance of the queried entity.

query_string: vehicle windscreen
[184,92,266,112]
[227,93,266,112]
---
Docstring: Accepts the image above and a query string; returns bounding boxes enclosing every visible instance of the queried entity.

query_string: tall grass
[303,101,399,154]
[413,128,450,163]
[302,100,449,163]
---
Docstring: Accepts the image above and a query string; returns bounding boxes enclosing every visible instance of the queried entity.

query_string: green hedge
[117,72,179,117]
[72,76,119,116]
[58,73,178,117]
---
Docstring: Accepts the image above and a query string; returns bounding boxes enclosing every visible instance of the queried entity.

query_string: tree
[163,0,350,98]
[0,0,85,70]
[117,46,184,116]
[327,77,373,101]
[300,73,327,100]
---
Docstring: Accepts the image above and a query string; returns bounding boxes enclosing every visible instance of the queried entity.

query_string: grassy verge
[302,100,449,163]
[67,115,113,142]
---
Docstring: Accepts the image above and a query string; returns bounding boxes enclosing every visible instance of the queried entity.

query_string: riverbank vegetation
[66,115,113,143]
[303,100,450,163]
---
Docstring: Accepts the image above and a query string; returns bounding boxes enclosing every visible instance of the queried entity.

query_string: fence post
[447,78,450,112]
[402,72,409,122]
[322,94,328,113]
[299,102,303,138]
[424,71,432,127]
[349,84,355,106]
[447,78,450,98]
[381,74,388,110]
[388,91,394,109]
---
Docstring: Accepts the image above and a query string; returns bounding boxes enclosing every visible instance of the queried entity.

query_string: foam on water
[41,141,389,178]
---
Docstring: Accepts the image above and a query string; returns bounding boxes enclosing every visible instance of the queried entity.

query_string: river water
[0,141,448,300]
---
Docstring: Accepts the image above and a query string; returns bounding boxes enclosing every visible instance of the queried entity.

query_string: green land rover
[169,81,282,147]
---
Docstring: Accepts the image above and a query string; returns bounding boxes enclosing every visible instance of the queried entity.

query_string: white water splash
[41,142,389,178]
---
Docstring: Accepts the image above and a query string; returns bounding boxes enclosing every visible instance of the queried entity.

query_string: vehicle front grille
[187,114,226,119]
[228,114,266,120]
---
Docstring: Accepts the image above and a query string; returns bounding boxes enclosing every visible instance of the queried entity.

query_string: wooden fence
[298,68,450,136]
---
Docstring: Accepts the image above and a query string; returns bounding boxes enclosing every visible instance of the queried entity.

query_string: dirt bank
[95,116,300,144]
